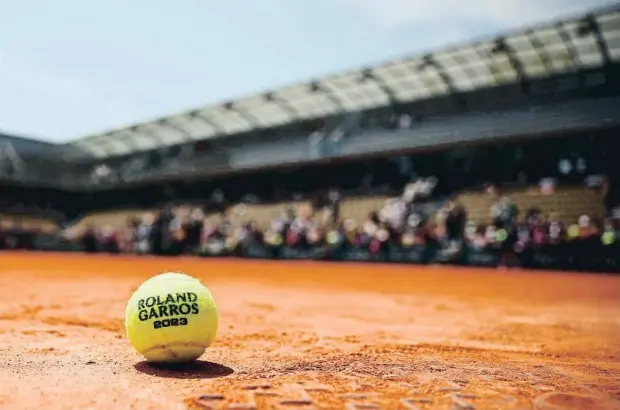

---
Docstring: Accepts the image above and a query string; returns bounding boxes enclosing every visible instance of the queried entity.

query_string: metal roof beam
[95,134,130,156]
[360,68,398,105]
[263,92,299,121]
[418,54,466,107]
[556,22,580,67]
[451,52,485,88]
[156,119,195,142]
[129,126,165,146]
[419,54,456,92]
[491,37,528,90]
[577,14,611,64]
[188,110,224,134]
[309,81,344,110]
[223,101,259,128]
[526,29,553,72]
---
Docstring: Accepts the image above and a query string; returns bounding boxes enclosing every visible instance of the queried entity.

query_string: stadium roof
[67,6,620,160]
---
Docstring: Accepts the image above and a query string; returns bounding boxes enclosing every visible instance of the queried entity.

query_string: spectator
[134,214,153,255]
[342,218,359,247]
[149,209,171,256]
[207,190,228,215]
[577,215,598,239]
[184,208,205,254]
[602,177,620,218]
[547,212,565,245]
[539,177,557,195]
[444,199,466,241]
[360,213,379,247]
[490,195,518,231]
[380,198,406,232]
[313,189,340,228]
[81,224,99,253]
[464,221,478,243]
[99,225,119,253]
[287,204,315,249]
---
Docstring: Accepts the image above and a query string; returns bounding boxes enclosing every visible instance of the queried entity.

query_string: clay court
[1,253,619,410]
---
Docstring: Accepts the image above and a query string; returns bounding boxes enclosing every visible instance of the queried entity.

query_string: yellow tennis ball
[125,272,218,363]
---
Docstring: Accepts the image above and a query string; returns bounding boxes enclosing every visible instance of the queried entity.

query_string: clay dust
[1,253,619,409]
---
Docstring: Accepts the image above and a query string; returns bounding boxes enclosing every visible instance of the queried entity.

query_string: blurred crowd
[1,126,619,271]
[46,175,619,271]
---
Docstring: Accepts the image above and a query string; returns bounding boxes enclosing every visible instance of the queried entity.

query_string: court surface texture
[1,252,619,409]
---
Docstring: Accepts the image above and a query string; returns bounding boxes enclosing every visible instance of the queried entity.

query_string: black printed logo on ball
[137,292,199,329]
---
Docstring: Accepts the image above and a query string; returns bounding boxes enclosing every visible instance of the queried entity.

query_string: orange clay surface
[1,253,620,410]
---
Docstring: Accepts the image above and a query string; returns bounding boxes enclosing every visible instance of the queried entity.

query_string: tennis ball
[125,272,218,363]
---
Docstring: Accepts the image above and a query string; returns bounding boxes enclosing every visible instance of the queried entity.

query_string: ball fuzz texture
[125,272,218,363]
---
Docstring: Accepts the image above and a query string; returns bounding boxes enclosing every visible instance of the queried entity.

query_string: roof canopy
[68,6,620,159]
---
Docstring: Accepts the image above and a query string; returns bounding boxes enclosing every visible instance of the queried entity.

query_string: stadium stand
[1,6,619,271]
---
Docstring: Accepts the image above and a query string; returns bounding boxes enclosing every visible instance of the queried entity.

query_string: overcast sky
[0,0,616,143]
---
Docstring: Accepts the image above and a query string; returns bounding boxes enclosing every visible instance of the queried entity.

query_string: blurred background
[0,3,619,272]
